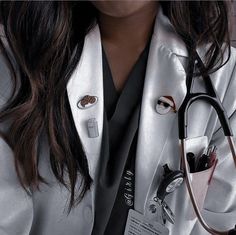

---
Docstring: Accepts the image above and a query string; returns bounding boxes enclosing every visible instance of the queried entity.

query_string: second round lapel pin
[156,96,176,115]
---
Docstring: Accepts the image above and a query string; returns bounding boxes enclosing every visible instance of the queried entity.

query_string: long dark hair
[0,1,232,211]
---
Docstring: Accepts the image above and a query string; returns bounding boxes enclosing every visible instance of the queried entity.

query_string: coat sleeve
[191,48,236,234]
[0,43,33,234]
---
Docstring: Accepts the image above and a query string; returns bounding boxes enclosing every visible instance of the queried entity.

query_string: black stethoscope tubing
[178,51,236,235]
[178,52,232,140]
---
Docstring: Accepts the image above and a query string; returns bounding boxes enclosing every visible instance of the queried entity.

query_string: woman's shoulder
[219,46,236,86]
[229,46,236,64]
[217,46,236,118]
[222,46,236,86]
[0,38,15,107]
[228,46,236,92]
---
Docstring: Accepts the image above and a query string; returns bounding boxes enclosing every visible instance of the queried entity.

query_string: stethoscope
[157,51,236,235]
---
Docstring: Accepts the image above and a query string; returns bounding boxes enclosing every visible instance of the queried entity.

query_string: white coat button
[83,206,93,223]
[156,96,176,115]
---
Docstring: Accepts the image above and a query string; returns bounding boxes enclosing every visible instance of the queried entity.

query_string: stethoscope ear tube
[178,52,233,140]
[178,94,233,140]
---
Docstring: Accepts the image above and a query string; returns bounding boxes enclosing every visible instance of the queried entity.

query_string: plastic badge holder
[184,136,218,220]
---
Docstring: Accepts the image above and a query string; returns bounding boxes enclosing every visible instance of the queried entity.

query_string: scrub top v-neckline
[92,38,151,235]
[102,42,151,122]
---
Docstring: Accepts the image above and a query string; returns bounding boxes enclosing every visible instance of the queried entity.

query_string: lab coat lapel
[66,5,189,216]
[66,25,104,180]
[134,8,188,213]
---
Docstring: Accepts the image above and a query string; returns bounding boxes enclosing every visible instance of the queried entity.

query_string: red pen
[208,146,217,168]
[208,158,218,185]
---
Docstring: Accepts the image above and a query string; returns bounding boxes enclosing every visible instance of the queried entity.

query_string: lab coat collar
[155,7,207,59]
[153,6,188,58]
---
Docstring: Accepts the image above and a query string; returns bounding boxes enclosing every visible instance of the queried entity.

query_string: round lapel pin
[77,95,98,109]
[156,96,176,115]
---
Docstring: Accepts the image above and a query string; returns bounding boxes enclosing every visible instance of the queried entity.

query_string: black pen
[196,151,208,172]
[196,147,210,172]
[187,152,195,173]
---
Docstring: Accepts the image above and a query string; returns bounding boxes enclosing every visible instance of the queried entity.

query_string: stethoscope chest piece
[156,164,184,201]
[147,164,183,225]
[166,177,183,193]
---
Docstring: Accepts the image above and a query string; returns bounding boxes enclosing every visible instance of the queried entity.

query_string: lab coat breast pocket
[184,136,216,220]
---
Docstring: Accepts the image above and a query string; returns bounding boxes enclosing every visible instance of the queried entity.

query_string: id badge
[124,209,169,235]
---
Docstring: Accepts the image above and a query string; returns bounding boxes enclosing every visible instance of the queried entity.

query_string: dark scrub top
[92,38,151,235]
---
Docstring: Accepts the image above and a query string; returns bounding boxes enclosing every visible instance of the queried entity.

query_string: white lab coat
[0,6,236,235]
